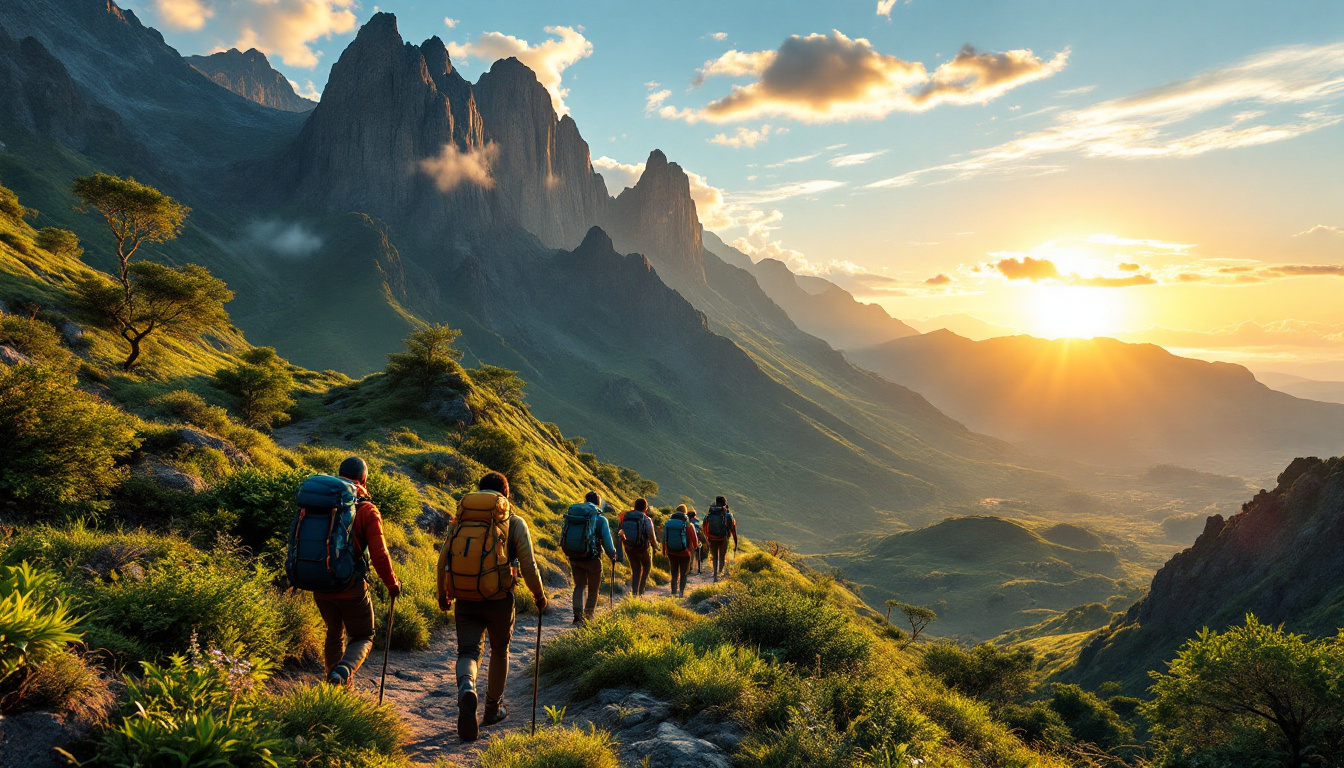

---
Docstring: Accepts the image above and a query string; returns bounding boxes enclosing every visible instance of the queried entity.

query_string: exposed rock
[627,721,731,768]
[186,48,316,112]
[421,394,474,426]
[59,321,84,346]
[599,692,669,728]
[683,710,747,752]
[0,345,31,366]
[605,150,706,282]
[693,593,734,615]
[177,427,248,463]
[416,503,451,536]
[0,710,93,768]
[133,457,205,494]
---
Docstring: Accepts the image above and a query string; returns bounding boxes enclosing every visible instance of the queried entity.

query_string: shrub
[0,562,83,699]
[36,226,83,259]
[477,725,621,768]
[205,467,309,551]
[1048,683,1133,749]
[0,316,69,364]
[459,425,529,479]
[8,648,113,723]
[215,348,296,429]
[386,323,467,395]
[257,683,406,765]
[714,583,873,671]
[0,364,140,516]
[997,702,1072,747]
[0,182,33,220]
[153,390,233,435]
[920,642,1035,703]
[366,470,419,525]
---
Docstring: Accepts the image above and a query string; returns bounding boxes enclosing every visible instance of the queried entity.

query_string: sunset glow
[1028,284,1125,339]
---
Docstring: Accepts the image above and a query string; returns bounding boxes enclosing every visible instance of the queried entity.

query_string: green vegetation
[214,347,296,428]
[477,725,621,768]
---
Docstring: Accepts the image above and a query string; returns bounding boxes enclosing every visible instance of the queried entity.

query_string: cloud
[1075,274,1158,287]
[666,31,1067,123]
[154,0,212,31]
[1295,224,1344,237]
[1117,262,1142,271]
[448,26,592,116]
[1057,85,1097,96]
[247,220,322,258]
[1126,320,1344,350]
[592,156,645,194]
[736,179,846,204]
[155,0,357,68]
[991,253,1160,287]
[709,125,781,148]
[444,17,459,28]
[709,32,728,41]
[829,150,886,167]
[287,77,320,100]
[925,273,953,285]
[876,0,900,18]
[593,155,739,231]
[765,153,821,168]
[418,143,500,191]
[869,42,1344,188]
[996,256,1060,281]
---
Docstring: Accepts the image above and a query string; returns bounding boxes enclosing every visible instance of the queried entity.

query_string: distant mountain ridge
[186,48,315,112]
[848,330,1344,473]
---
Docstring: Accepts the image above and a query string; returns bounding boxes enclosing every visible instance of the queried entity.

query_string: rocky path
[351,558,719,766]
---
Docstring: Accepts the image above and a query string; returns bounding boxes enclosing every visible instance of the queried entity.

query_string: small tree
[1144,615,1344,766]
[74,262,232,370]
[0,364,140,515]
[35,227,82,260]
[885,599,901,622]
[0,183,33,221]
[386,323,465,394]
[71,174,188,289]
[473,364,526,404]
[893,603,937,648]
[214,347,295,429]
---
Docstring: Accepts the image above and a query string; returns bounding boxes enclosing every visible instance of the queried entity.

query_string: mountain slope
[186,48,316,112]
[750,256,918,350]
[1061,456,1344,692]
[848,330,1344,473]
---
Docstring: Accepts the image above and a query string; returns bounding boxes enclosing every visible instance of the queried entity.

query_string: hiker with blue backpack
[618,498,657,597]
[662,504,700,598]
[561,491,621,625]
[286,457,401,688]
[703,496,739,583]
[436,471,549,742]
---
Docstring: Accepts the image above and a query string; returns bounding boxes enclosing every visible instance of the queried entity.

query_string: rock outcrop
[186,48,316,112]
[605,150,706,282]
[748,256,917,350]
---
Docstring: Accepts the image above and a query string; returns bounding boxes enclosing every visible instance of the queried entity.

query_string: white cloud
[418,143,500,191]
[876,0,900,18]
[1295,224,1344,237]
[287,78,321,101]
[158,0,357,68]
[668,31,1068,123]
[765,153,820,168]
[709,32,728,41]
[448,26,593,116]
[444,17,459,28]
[248,220,322,258]
[592,155,646,194]
[736,179,846,204]
[708,125,781,148]
[829,150,887,167]
[154,0,212,31]
[870,42,1344,188]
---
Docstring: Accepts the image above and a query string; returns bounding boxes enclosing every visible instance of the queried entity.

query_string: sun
[1027,283,1124,339]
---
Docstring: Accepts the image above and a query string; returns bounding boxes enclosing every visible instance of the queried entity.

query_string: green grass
[477,725,622,768]
[257,683,408,766]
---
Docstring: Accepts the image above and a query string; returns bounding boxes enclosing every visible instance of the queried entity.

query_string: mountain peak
[646,148,669,169]
[186,46,315,112]
[577,226,616,255]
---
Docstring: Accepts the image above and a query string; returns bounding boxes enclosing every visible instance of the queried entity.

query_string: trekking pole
[531,606,543,736]
[609,558,616,610]
[377,596,397,706]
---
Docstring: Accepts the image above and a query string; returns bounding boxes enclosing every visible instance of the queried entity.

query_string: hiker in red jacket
[318,457,401,687]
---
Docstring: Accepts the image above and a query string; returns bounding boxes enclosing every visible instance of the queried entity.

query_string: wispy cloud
[708,125,782,148]
[765,153,821,168]
[419,143,499,191]
[659,31,1068,123]
[876,0,903,18]
[829,150,887,167]
[1295,224,1344,237]
[869,42,1344,188]
[736,179,846,204]
[448,26,592,116]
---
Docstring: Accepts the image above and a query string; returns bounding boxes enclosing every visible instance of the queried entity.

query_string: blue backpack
[285,475,367,592]
[664,514,691,554]
[621,511,650,550]
[560,503,601,559]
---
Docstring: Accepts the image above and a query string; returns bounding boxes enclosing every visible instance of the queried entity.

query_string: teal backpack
[560,503,601,559]
[285,475,367,592]
[664,514,691,554]
[706,506,731,539]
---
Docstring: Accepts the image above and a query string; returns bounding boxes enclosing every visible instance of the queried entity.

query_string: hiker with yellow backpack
[618,498,657,597]
[561,491,621,625]
[436,471,548,743]
[703,496,739,583]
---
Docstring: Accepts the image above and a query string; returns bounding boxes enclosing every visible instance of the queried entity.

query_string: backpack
[560,503,601,559]
[706,506,731,540]
[286,475,367,592]
[438,491,516,602]
[621,511,649,550]
[664,513,691,555]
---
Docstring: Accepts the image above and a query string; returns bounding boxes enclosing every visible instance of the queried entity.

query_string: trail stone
[694,593,734,614]
[628,721,731,768]
[416,503,450,536]
[59,321,84,345]
[421,394,474,425]
[177,427,248,463]
[684,711,746,751]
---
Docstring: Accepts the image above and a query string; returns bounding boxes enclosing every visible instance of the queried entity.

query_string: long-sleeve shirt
[703,510,739,545]
[325,481,398,600]
[592,506,620,561]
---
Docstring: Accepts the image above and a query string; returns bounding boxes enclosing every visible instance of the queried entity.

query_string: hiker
[560,491,620,625]
[436,471,548,742]
[662,504,699,598]
[619,498,657,597]
[703,496,739,582]
[687,509,706,574]
[290,457,400,688]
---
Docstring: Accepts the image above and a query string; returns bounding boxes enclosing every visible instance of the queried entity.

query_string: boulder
[420,394,474,425]
[416,503,451,536]
[600,692,669,728]
[59,321,84,346]
[693,593,734,615]
[132,457,205,494]
[683,710,747,752]
[0,345,30,366]
[0,710,93,768]
[177,427,248,463]
[627,721,731,768]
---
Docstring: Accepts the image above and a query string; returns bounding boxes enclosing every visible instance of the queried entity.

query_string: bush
[477,725,621,768]
[0,562,84,704]
[152,390,233,435]
[0,364,140,516]
[1048,683,1133,749]
[215,348,296,429]
[714,583,873,671]
[257,683,406,765]
[920,642,1035,703]
[10,649,114,723]
[459,425,529,479]
[205,467,309,551]
[386,323,467,395]
[366,470,419,525]
[0,182,33,221]
[0,316,69,364]
[36,227,82,259]
[997,702,1072,747]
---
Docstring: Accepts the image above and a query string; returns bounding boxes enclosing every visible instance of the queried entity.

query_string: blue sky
[127,0,1344,376]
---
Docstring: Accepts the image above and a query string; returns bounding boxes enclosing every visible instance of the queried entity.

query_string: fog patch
[248,220,323,258]
[419,142,500,192]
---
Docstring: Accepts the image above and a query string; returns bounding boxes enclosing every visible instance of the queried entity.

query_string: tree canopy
[386,323,465,394]
[71,174,188,285]
[214,347,295,429]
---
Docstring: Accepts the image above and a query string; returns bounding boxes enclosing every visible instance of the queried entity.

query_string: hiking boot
[458,688,479,742]
[326,664,349,687]
[482,699,508,726]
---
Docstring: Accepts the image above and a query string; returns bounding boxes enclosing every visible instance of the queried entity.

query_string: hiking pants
[625,545,653,596]
[454,595,516,705]
[315,588,375,677]
[668,555,691,597]
[570,557,603,620]
[710,539,730,578]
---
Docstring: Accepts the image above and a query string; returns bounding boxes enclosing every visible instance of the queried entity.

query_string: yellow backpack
[436,491,517,604]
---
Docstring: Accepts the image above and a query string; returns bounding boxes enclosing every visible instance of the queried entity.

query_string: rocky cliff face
[1065,455,1344,691]
[186,48,315,112]
[750,257,917,350]
[605,150,705,282]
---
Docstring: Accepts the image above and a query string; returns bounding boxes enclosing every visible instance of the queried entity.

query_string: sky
[126,0,1344,378]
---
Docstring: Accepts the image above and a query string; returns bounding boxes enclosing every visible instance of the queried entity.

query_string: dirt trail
[350,556,720,766]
